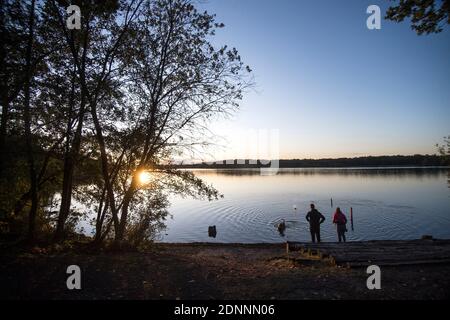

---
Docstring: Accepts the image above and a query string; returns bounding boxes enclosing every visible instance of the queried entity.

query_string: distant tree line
[174,154,448,169]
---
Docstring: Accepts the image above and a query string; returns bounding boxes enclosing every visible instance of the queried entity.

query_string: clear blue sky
[197,0,450,159]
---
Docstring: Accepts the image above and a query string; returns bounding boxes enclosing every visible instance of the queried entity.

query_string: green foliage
[386,0,450,34]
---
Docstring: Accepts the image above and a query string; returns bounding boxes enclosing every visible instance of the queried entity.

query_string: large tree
[43,0,146,241]
[90,0,253,245]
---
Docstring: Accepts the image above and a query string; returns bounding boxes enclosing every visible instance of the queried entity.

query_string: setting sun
[138,171,152,185]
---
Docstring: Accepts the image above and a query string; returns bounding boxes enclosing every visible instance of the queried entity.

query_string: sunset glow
[138,171,152,185]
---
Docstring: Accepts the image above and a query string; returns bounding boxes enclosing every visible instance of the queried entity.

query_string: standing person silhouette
[306,204,325,243]
[332,207,348,243]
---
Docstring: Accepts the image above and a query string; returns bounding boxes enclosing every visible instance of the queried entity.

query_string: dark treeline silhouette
[172,154,448,169]
[186,168,449,178]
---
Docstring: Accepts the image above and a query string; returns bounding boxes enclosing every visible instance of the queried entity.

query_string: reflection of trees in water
[192,168,449,179]
[436,136,449,189]
[446,169,449,189]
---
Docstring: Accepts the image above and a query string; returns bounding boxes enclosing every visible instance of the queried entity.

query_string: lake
[160,168,450,243]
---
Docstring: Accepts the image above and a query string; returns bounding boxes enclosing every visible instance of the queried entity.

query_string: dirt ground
[1,243,449,300]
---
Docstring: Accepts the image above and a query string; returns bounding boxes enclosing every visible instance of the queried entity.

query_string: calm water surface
[160,168,450,243]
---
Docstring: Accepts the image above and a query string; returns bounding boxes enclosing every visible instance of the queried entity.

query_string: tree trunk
[54,90,85,241]
[0,97,8,180]
[115,175,138,243]
[54,37,86,242]
[0,0,7,180]
[54,155,75,240]
[23,0,37,242]
[93,186,108,244]
[90,101,120,241]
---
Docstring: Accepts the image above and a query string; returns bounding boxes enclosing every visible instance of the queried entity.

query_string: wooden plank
[287,239,450,267]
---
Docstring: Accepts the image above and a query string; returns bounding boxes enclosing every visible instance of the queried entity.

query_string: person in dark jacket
[306,204,325,243]
[332,207,348,243]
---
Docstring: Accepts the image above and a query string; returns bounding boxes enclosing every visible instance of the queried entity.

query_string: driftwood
[287,239,450,267]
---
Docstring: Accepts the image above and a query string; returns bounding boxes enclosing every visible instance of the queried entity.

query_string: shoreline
[1,239,449,300]
[155,238,450,245]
